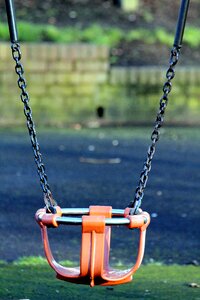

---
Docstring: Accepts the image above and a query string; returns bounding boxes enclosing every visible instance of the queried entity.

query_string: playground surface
[0,127,199,299]
[0,262,199,300]
[0,126,199,263]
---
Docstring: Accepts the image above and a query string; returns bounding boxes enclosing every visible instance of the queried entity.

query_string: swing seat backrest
[36,206,150,286]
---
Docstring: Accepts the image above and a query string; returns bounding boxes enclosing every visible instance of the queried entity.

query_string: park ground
[0,126,199,299]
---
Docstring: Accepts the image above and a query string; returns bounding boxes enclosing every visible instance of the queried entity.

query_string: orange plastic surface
[35,205,150,287]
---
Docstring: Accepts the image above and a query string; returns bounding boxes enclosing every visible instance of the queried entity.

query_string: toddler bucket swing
[5,0,190,287]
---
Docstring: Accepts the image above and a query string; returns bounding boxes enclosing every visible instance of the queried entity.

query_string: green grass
[0,258,199,299]
[0,21,200,48]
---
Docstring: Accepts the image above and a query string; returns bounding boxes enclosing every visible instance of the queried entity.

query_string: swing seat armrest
[126,213,150,230]
[35,206,62,228]
[124,208,150,231]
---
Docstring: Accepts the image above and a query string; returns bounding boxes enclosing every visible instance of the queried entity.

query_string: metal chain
[11,42,57,211]
[10,41,180,213]
[129,46,180,214]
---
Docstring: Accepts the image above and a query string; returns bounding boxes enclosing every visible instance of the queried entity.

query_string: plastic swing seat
[35,206,150,287]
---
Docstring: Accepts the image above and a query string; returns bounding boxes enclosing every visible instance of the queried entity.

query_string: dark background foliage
[0,0,199,65]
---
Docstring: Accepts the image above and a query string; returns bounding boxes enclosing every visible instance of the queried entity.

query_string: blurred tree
[0,0,199,29]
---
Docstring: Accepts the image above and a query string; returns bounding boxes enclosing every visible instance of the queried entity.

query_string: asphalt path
[0,128,199,266]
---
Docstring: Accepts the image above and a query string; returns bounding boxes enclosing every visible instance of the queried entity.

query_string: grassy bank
[1,22,200,49]
[0,258,199,300]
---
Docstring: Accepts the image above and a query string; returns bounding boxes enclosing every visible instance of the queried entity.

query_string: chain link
[11,42,56,211]
[129,46,180,214]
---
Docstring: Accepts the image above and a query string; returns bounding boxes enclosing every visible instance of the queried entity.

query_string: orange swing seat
[35,205,150,287]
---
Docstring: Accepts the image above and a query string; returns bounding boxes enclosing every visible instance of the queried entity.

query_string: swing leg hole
[47,225,81,268]
[109,225,140,267]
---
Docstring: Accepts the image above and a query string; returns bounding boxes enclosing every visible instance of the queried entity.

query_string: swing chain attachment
[11,42,57,212]
[129,46,180,215]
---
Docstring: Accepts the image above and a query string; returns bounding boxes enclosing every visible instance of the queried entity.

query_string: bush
[82,25,123,46]
[184,26,200,47]
[127,28,154,44]
[60,27,82,43]
[154,27,173,46]
[0,23,9,40]
[41,25,60,42]
[0,21,199,49]
[18,22,43,42]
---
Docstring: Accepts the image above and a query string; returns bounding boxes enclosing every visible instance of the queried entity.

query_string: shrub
[0,21,199,49]
[60,27,82,43]
[18,22,43,42]
[127,28,154,44]
[0,23,9,40]
[41,25,61,42]
[184,26,200,47]
[154,27,173,46]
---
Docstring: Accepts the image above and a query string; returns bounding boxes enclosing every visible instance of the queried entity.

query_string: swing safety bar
[35,206,150,287]
[61,208,125,215]
[37,208,148,227]
[55,217,132,226]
